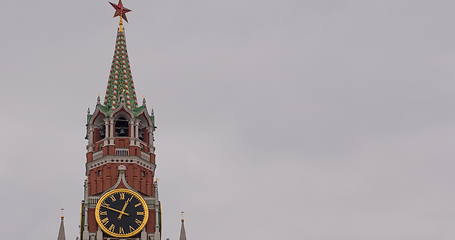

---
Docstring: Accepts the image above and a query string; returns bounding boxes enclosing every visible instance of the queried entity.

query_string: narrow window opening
[99,125,106,139]
[139,128,145,141]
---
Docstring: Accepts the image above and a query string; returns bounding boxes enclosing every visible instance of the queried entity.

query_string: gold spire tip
[119,17,124,32]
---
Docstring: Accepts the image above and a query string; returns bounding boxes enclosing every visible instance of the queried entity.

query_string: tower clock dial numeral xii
[95,189,149,238]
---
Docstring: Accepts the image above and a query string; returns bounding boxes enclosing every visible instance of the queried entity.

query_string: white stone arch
[89,111,107,143]
[136,113,151,143]
[112,109,133,137]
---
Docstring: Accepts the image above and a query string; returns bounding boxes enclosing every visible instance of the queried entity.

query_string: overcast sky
[2,0,455,239]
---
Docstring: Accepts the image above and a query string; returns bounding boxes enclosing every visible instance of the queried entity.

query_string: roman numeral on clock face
[110,195,116,201]
[134,202,141,207]
[135,219,142,225]
[101,218,109,225]
[108,224,115,232]
[119,227,125,234]
[119,193,125,200]
[137,211,144,215]
[100,211,107,216]
[129,226,135,232]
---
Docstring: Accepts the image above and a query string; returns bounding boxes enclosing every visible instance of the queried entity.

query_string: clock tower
[80,1,161,239]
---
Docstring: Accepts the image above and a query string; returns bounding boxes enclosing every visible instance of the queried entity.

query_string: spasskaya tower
[80,1,161,239]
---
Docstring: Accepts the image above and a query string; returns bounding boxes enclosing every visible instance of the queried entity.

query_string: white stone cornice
[86,155,156,174]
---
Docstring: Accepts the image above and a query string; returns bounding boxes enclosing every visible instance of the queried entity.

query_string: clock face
[95,189,149,238]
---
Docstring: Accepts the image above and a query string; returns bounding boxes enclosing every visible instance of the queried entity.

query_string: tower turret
[57,209,66,240]
[179,212,187,240]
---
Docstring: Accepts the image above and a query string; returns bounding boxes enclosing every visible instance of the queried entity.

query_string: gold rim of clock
[95,188,149,238]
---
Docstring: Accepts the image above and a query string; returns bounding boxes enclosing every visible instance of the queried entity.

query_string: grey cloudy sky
[1,0,455,239]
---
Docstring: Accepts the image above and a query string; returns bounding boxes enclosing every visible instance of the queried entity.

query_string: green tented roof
[104,28,138,110]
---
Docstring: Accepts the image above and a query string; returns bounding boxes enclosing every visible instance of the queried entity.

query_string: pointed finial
[60,208,64,220]
[142,97,146,106]
[87,107,90,114]
[97,96,101,104]
[179,211,187,240]
[181,211,185,222]
[119,17,124,32]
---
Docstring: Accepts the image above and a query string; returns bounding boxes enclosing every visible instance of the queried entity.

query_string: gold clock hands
[118,201,129,219]
[101,205,130,216]
[118,195,134,219]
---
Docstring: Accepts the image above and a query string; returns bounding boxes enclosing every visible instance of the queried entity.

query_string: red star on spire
[109,0,132,23]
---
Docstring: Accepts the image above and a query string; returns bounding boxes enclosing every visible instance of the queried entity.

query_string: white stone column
[87,126,94,152]
[131,119,136,137]
[109,118,115,145]
[148,128,155,153]
[148,128,152,143]
[141,228,147,240]
[134,120,139,142]
[154,182,160,240]
[129,119,135,146]
[154,225,160,240]
[82,180,90,240]
[103,119,109,138]
[96,228,103,240]
[104,119,110,146]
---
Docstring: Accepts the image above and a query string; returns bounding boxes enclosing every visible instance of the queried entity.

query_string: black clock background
[99,192,146,235]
